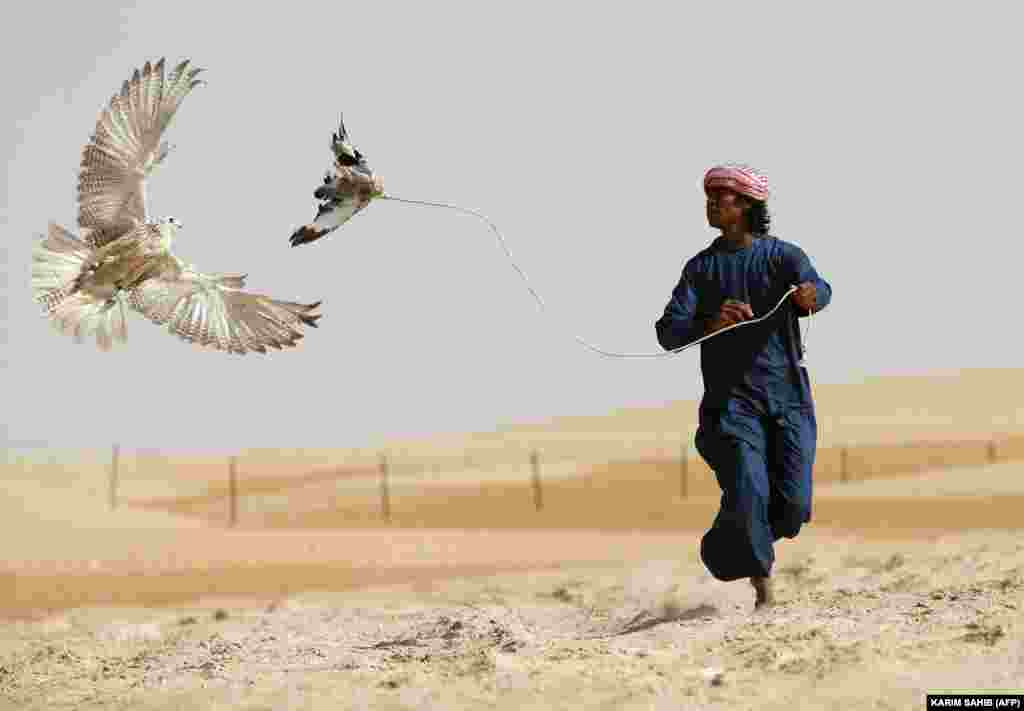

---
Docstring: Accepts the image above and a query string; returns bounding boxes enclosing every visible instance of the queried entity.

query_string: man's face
[706,188,748,230]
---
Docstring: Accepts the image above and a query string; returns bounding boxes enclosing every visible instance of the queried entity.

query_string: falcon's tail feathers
[31,222,94,316]
[32,222,127,351]
[51,292,128,351]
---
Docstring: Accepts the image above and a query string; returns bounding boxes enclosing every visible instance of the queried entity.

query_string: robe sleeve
[782,244,832,316]
[655,266,705,350]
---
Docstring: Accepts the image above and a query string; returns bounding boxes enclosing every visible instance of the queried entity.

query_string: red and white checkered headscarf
[703,163,770,202]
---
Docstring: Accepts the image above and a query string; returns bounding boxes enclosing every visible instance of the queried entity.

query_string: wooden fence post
[379,453,391,522]
[680,441,689,499]
[109,444,120,511]
[228,456,238,527]
[530,450,543,512]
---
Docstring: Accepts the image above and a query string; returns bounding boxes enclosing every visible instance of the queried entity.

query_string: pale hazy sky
[2,2,1022,453]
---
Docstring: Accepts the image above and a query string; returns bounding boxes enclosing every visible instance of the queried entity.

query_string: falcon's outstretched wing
[289,113,383,247]
[78,58,204,248]
[127,261,322,355]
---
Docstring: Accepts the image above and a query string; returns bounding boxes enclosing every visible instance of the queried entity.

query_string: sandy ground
[4,460,1024,709]
[2,528,1022,710]
[4,371,1024,708]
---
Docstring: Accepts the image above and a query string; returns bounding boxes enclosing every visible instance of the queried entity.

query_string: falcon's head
[155,216,183,250]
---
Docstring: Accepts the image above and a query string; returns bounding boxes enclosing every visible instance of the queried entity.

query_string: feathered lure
[289,115,384,246]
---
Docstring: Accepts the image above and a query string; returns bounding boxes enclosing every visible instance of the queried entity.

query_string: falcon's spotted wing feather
[127,261,321,355]
[78,58,205,248]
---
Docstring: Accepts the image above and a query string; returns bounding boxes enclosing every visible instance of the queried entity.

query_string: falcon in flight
[289,114,384,247]
[32,58,322,354]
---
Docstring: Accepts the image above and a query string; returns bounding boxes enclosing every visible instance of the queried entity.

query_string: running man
[655,164,832,610]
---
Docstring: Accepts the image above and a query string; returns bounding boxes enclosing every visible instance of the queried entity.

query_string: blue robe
[655,235,832,581]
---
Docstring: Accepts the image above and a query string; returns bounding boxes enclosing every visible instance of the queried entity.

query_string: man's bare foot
[750,576,774,610]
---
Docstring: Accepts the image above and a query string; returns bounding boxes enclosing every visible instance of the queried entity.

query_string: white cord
[380,194,806,359]
[802,301,813,362]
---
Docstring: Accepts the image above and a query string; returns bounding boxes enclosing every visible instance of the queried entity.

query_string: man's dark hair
[746,200,771,235]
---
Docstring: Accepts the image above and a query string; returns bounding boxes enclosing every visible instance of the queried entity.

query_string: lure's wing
[330,113,373,174]
[78,58,204,248]
[127,258,322,354]
[289,197,366,247]
[288,113,383,247]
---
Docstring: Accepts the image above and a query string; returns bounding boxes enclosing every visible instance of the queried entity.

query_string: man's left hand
[792,282,817,313]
